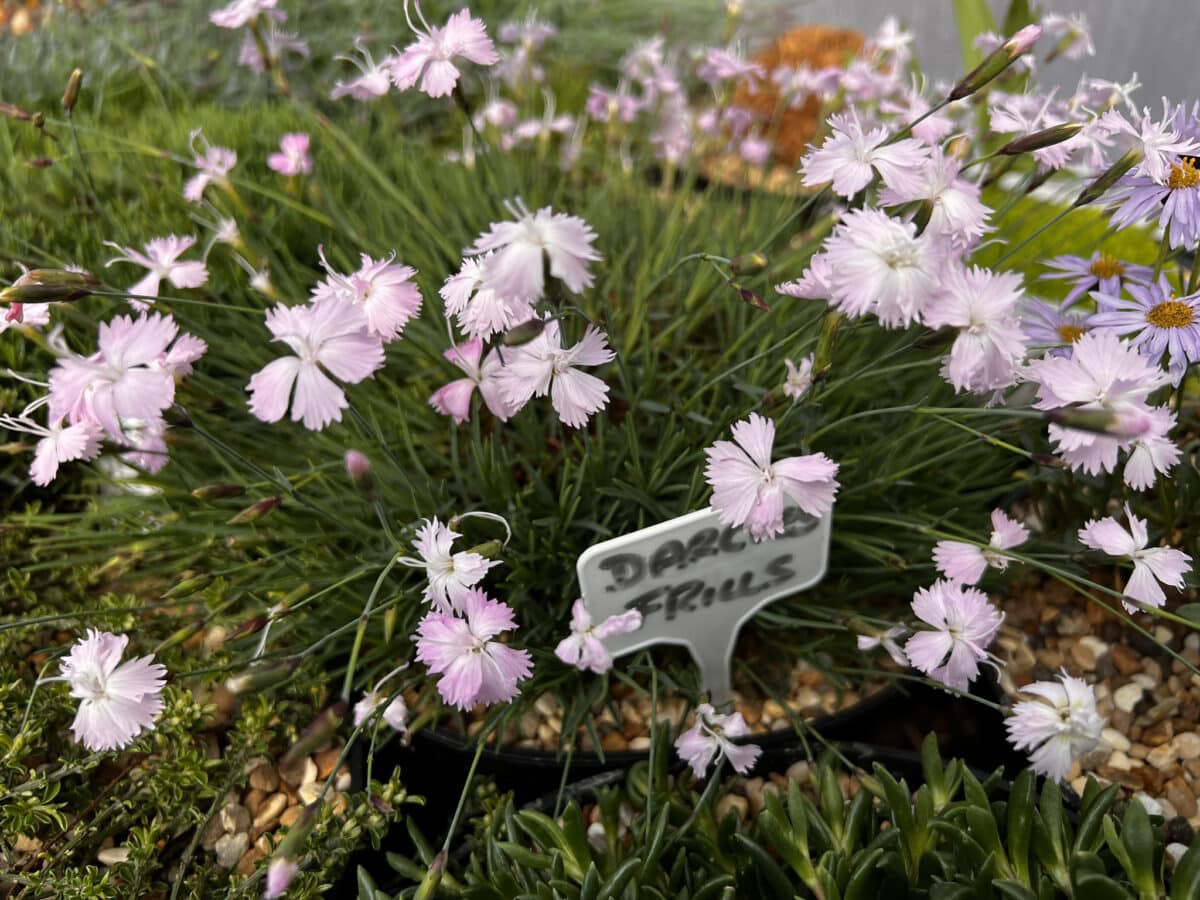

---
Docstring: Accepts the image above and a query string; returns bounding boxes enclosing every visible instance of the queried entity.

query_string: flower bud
[733,283,770,312]
[502,317,546,346]
[729,252,768,276]
[1005,24,1043,55]
[343,449,373,491]
[32,112,44,129]
[947,25,1042,101]
[1072,148,1142,208]
[62,69,83,113]
[191,483,245,501]
[265,858,299,900]
[226,496,281,525]
[999,122,1084,156]
[0,101,34,121]
[163,573,212,599]
[224,657,301,695]
[383,606,398,644]
[1,268,99,304]
[226,615,269,643]
[466,539,503,559]
[156,620,206,653]
[1045,407,1152,439]
[1,441,32,454]
[414,851,447,900]
[281,700,348,768]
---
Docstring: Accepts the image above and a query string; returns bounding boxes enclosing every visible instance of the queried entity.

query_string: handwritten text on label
[576,505,831,703]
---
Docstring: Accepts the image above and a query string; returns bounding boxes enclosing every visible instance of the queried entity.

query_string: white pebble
[1167,843,1190,865]
[214,832,248,870]
[1107,751,1133,771]
[1172,732,1200,760]
[1102,727,1132,753]
[97,847,131,866]
[1113,682,1145,713]
[1134,794,1163,816]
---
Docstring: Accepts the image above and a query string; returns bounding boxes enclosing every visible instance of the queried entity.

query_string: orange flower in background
[732,25,866,167]
[2,0,99,35]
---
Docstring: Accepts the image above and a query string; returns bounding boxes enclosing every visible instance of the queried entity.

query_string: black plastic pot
[334,672,1038,897]
[522,741,1006,819]
[381,666,1025,839]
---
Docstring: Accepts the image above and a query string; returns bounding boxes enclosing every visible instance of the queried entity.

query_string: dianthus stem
[990,206,1074,267]
[341,555,402,699]
[441,729,490,856]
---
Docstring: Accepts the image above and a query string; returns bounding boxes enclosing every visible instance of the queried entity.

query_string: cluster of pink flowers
[330,5,498,102]
[430,203,614,430]
[400,517,533,708]
[573,17,937,171]
[11,2,1200,823]
[765,13,1197,785]
[247,246,421,431]
[3,311,206,484]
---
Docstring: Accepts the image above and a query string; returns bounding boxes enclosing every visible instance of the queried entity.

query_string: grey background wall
[749,1,1198,106]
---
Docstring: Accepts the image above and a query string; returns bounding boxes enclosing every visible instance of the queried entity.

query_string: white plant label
[576,505,831,704]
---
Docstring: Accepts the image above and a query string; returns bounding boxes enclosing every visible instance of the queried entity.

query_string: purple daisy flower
[1039,252,1153,309]
[1089,274,1200,382]
[1022,297,1090,357]
[1110,155,1200,250]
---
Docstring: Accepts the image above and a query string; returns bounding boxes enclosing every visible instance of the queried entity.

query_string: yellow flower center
[1146,299,1195,329]
[1057,323,1086,343]
[1088,253,1125,279]
[1169,157,1200,190]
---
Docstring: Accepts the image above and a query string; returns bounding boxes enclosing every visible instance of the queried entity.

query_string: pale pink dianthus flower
[59,629,167,751]
[104,235,208,308]
[466,202,602,303]
[1078,503,1191,612]
[674,703,761,779]
[933,509,1029,585]
[554,600,642,674]
[267,132,313,176]
[311,247,422,343]
[391,5,499,98]
[497,320,615,428]
[704,413,839,542]
[246,301,384,430]
[904,580,1003,691]
[415,588,533,709]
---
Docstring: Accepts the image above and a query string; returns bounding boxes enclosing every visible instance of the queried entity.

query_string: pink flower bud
[1004,24,1043,56]
[265,858,299,899]
[343,449,371,484]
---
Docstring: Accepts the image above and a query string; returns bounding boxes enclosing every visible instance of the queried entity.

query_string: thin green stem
[65,112,102,211]
[441,731,489,855]
[341,555,401,699]
[663,757,725,854]
[991,206,1074,267]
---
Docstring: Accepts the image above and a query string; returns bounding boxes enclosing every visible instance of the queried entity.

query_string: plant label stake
[576,506,831,704]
